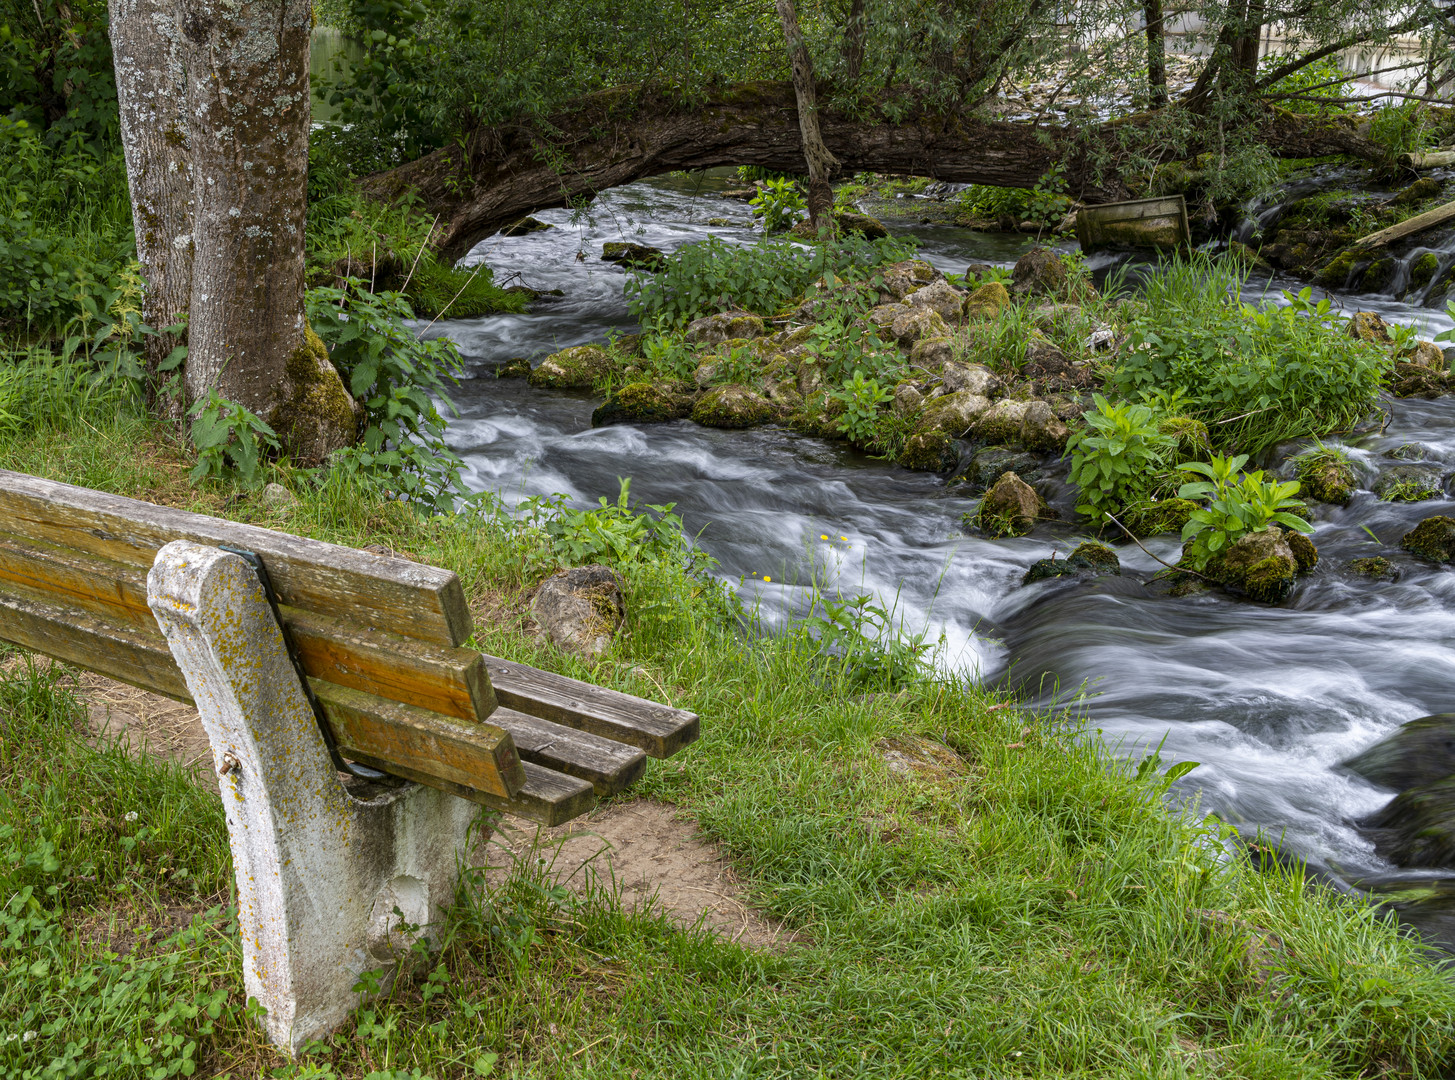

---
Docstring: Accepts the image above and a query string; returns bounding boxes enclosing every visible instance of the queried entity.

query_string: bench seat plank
[0,470,473,647]
[488,706,647,795]
[483,654,699,758]
[340,755,596,827]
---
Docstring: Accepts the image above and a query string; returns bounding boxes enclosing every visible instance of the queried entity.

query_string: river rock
[1366,777,1455,869]
[917,392,992,436]
[1123,497,1197,537]
[880,259,941,300]
[1388,361,1455,398]
[835,211,889,239]
[1401,340,1447,370]
[898,430,958,472]
[976,471,1046,537]
[796,358,825,397]
[964,282,1011,319]
[592,382,693,426]
[1022,541,1121,585]
[940,361,1000,397]
[864,303,908,333]
[499,216,552,236]
[685,311,765,345]
[892,383,925,417]
[1389,177,1443,206]
[1346,715,1455,793]
[910,337,955,369]
[763,378,802,411]
[974,399,1030,443]
[963,446,1042,490]
[1019,399,1070,454]
[1299,455,1357,505]
[1349,555,1397,580]
[1214,526,1306,604]
[601,242,665,270]
[1346,310,1392,344]
[905,279,965,322]
[531,564,624,659]
[496,357,532,378]
[528,345,614,389]
[890,306,948,344]
[691,384,776,428]
[1375,463,1443,502]
[1401,515,1455,561]
[1010,247,1069,299]
[260,482,297,510]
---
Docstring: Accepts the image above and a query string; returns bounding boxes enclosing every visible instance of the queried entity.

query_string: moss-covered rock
[1400,340,1446,370]
[1122,497,1197,537]
[881,259,941,300]
[1387,361,1455,398]
[691,384,776,428]
[1347,310,1393,343]
[1019,400,1070,454]
[1401,515,1455,562]
[1345,714,1455,793]
[601,242,665,270]
[271,326,359,466]
[1158,415,1210,461]
[1214,526,1308,604]
[591,382,693,426]
[974,471,1048,537]
[889,306,948,344]
[1375,464,1443,502]
[1024,540,1122,585]
[685,311,765,345]
[905,279,965,321]
[961,446,1042,490]
[1287,531,1319,574]
[1390,177,1443,206]
[910,336,955,369]
[973,399,1030,444]
[863,303,908,332]
[1313,249,1360,289]
[1358,257,1397,292]
[939,361,1001,397]
[964,281,1011,319]
[898,430,959,472]
[499,216,552,236]
[1366,776,1455,869]
[917,392,992,437]
[1296,451,1357,505]
[529,345,614,389]
[1410,253,1442,292]
[496,357,532,379]
[1010,247,1069,299]
[835,211,889,239]
[1349,555,1397,580]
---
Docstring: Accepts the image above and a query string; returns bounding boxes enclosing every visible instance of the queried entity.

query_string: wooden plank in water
[482,653,699,758]
[0,470,473,647]
[1353,198,1455,249]
[311,680,524,798]
[1397,150,1455,170]
[489,706,647,795]
[1076,195,1189,252]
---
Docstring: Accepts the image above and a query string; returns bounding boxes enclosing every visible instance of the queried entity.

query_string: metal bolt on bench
[0,470,699,1053]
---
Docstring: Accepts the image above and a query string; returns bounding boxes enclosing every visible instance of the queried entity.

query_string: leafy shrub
[187,391,280,487]
[803,313,900,385]
[1067,394,1176,523]
[1261,55,1349,114]
[1177,454,1313,570]
[306,280,467,508]
[624,233,918,326]
[828,370,892,446]
[1114,269,1389,455]
[515,478,714,575]
[749,177,806,232]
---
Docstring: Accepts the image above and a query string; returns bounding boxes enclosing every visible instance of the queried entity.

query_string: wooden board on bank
[1353,198,1455,249]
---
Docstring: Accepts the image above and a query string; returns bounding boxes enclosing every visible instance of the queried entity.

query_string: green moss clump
[1295,448,1357,505]
[528,346,615,389]
[897,430,958,472]
[1287,531,1319,574]
[1239,554,1298,604]
[1158,415,1210,461]
[1350,556,1396,579]
[1401,516,1455,562]
[1313,249,1360,289]
[964,281,1011,319]
[1359,257,1397,293]
[1411,253,1441,291]
[1122,497,1197,537]
[496,357,532,378]
[1068,542,1121,574]
[591,382,692,427]
[691,385,776,429]
[405,259,530,319]
[270,325,358,464]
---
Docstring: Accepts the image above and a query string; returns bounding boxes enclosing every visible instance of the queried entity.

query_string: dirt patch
[80,673,221,794]
[487,801,798,951]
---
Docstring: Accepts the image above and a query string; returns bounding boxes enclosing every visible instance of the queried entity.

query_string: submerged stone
[591,382,692,426]
[1345,715,1455,793]
[1401,515,1455,562]
[1349,555,1397,580]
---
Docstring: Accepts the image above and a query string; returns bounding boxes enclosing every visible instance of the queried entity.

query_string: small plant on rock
[1067,394,1175,524]
[1177,454,1313,571]
[1294,443,1358,505]
[828,370,893,447]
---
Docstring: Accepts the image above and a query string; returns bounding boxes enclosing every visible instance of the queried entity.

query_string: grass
[3,366,1455,1078]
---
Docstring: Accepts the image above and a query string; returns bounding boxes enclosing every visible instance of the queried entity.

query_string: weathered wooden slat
[0,582,192,701]
[0,528,498,725]
[482,654,699,758]
[1354,198,1455,248]
[335,753,596,827]
[311,680,524,798]
[0,470,472,646]
[489,706,647,795]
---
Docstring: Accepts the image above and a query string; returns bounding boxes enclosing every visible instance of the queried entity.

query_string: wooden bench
[0,469,697,1051]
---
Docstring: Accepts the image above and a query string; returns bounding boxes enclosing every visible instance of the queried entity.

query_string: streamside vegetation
[4,358,1455,1078]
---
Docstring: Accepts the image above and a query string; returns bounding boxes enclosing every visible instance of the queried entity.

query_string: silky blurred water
[431,171,1455,894]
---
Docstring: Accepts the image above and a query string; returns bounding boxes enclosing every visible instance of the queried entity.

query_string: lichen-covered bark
[109,0,193,418]
[366,81,1386,264]
[775,0,837,225]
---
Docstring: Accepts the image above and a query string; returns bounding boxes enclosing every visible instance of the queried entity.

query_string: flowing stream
[430,172,1455,937]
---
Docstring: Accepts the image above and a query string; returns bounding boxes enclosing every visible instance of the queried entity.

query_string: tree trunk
[364,82,1387,264]
[775,0,838,227]
[176,0,355,463]
[843,0,866,84]
[1143,0,1167,109]
[109,0,192,419]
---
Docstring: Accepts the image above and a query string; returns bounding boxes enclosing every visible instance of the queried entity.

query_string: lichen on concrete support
[146,540,481,1053]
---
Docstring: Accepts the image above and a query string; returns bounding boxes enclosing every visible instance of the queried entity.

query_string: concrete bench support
[147,541,479,1053]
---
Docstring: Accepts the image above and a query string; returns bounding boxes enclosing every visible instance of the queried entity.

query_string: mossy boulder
[1010,247,1069,299]
[891,383,925,417]
[1347,310,1393,344]
[881,259,941,300]
[910,337,955,369]
[864,303,908,332]
[685,311,765,345]
[1287,530,1319,575]
[964,281,1011,319]
[591,382,693,426]
[496,357,532,379]
[1401,515,1455,561]
[1400,340,1446,370]
[1410,253,1442,291]
[1313,249,1360,289]
[974,471,1048,538]
[1019,400,1070,454]
[1158,415,1210,461]
[1366,777,1455,869]
[889,306,948,344]
[1297,454,1357,505]
[1122,497,1197,537]
[1022,541,1122,585]
[1346,715,1455,793]
[973,399,1030,444]
[1213,526,1307,604]
[271,325,359,466]
[904,279,965,322]
[1390,177,1443,206]
[898,430,959,472]
[1358,257,1397,292]
[1387,362,1455,399]
[499,216,552,236]
[529,345,614,389]
[917,391,992,437]
[601,242,665,270]
[1375,464,1443,502]
[1349,555,1397,580]
[940,361,1001,397]
[691,384,776,428]
[962,446,1042,490]
[835,211,889,239]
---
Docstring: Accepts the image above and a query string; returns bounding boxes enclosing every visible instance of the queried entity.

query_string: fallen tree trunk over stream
[364,81,1386,263]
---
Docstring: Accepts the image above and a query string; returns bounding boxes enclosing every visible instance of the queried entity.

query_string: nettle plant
[749,177,806,233]
[1177,453,1313,571]
[828,370,893,446]
[1067,394,1175,523]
